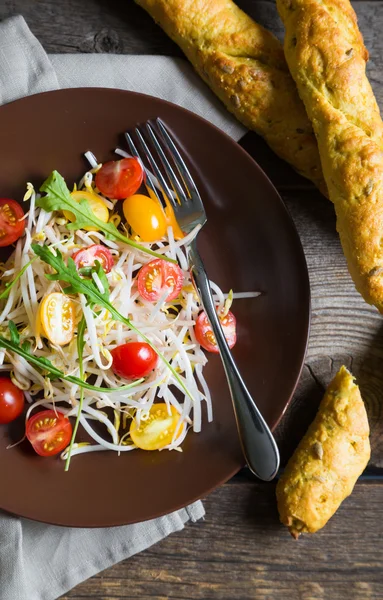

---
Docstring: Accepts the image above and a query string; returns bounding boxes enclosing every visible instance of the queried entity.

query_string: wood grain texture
[0,0,182,55]
[278,192,383,469]
[60,481,383,600]
[0,0,382,598]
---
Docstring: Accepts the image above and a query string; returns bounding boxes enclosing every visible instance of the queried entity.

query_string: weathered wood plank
[0,1,382,598]
[60,481,383,600]
[0,0,181,55]
[279,191,383,469]
[1,0,381,498]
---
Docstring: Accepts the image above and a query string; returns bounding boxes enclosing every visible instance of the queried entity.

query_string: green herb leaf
[37,170,175,263]
[94,260,110,298]
[32,243,195,405]
[78,266,93,277]
[32,244,111,306]
[0,335,141,393]
[65,315,86,472]
[21,340,32,354]
[0,335,62,378]
[0,258,37,300]
[77,261,111,295]
[77,315,86,377]
[8,321,20,345]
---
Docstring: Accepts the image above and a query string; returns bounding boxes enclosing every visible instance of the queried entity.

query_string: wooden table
[1,0,383,598]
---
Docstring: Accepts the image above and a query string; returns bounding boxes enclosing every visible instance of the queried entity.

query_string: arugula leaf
[38,171,175,263]
[32,243,195,404]
[94,260,110,297]
[0,335,64,378]
[21,340,32,354]
[0,335,140,393]
[65,316,86,472]
[0,258,36,300]
[32,245,111,306]
[77,315,87,377]
[78,267,93,277]
[9,321,20,345]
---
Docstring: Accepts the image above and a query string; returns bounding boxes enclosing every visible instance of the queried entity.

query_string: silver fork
[125,118,280,481]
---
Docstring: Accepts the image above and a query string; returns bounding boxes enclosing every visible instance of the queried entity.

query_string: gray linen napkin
[0,15,245,600]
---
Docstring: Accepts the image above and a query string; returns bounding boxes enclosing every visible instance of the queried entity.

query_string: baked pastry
[277,0,383,311]
[135,0,327,194]
[276,366,370,538]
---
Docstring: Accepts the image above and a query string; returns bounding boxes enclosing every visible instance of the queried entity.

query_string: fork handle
[188,242,280,481]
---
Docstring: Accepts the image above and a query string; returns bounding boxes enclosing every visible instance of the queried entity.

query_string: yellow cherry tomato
[130,404,181,450]
[38,292,75,346]
[148,188,184,240]
[63,190,109,231]
[123,194,167,242]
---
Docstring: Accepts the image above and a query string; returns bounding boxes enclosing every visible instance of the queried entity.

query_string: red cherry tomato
[72,244,114,273]
[0,199,25,247]
[195,310,237,353]
[0,378,25,424]
[26,410,72,457]
[137,259,184,303]
[111,342,158,379]
[95,158,144,200]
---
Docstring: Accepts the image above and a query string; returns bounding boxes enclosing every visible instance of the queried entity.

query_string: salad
[0,149,257,470]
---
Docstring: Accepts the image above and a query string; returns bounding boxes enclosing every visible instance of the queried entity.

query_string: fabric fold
[0,15,59,104]
[50,54,246,139]
[0,504,205,600]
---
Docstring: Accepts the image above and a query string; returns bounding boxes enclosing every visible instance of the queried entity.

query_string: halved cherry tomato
[72,244,114,273]
[0,199,25,247]
[137,259,184,302]
[0,378,24,424]
[38,292,75,346]
[195,310,237,353]
[63,190,109,231]
[26,409,72,457]
[123,194,167,242]
[95,158,144,200]
[130,404,181,450]
[111,342,158,379]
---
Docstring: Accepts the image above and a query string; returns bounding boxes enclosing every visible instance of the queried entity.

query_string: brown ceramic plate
[0,89,309,527]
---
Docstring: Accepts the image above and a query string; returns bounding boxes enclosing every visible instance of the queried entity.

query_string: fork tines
[126,118,198,206]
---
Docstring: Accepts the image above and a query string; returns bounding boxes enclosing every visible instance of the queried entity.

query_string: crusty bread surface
[276,366,370,538]
[135,0,327,193]
[277,0,383,311]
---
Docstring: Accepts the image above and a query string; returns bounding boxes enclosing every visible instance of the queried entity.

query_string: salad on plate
[0,148,257,470]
